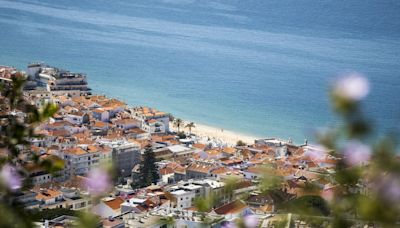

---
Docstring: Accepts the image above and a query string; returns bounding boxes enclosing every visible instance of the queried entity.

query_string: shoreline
[170,120,260,146]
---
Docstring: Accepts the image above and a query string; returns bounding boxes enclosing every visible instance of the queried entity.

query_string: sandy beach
[170,120,259,146]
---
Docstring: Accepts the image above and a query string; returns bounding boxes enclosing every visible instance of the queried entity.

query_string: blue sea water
[0,0,399,143]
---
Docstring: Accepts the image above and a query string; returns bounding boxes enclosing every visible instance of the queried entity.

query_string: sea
[0,0,399,143]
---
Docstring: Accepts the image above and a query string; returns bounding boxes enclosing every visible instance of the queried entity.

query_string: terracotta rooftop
[115,118,139,125]
[192,143,207,150]
[36,189,62,201]
[64,147,87,156]
[211,166,230,175]
[186,163,213,174]
[214,200,247,215]
[103,197,124,210]
[222,147,236,154]
[160,167,174,175]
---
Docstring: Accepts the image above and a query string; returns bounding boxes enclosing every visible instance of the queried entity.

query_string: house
[92,108,110,122]
[65,111,89,125]
[36,189,65,209]
[125,127,150,140]
[213,200,253,220]
[168,189,196,209]
[159,167,175,184]
[144,119,165,134]
[14,191,40,209]
[61,188,92,211]
[91,121,109,136]
[133,107,171,132]
[62,146,104,177]
[168,144,196,161]
[186,163,214,179]
[26,164,52,185]
[242,166,265,180]
[102,101,125,118]
[114,118,141,131]
[98,140,141,178]
[210,166,231,179]
[197,149,223,160]
[255,138,292,158]
[92,197,124,218]
[221,147,237,157]
[246,193,275,211]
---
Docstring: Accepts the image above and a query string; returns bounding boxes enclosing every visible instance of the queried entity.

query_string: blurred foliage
[28,208,77,221]
[0,75,102,228]
[0,75,65,228]
[281,195,330,216]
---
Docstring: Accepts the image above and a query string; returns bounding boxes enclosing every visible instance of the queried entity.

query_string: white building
[61,145,112,178]
[169,189,196,209]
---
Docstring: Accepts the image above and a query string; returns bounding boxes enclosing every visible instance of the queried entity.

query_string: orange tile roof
[36,189,62,201]
[192,143,207,150]
[64,147,87,155]
[160,167,174,175]
[222,147,236,154]
[93,121,107,128]
[211,167,230,175]
[214,200,247,215]
[103,197,124,210]
[115,118,139,125]
[186,163,213,173]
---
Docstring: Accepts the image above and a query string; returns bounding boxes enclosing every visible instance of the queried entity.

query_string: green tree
[173,118,183,132]
[139,145,159,187]
[236,140,246,147]
[185,122,195,135]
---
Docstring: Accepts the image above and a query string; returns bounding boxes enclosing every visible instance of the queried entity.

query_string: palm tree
[173,118,183,132]
[185,122,195,135]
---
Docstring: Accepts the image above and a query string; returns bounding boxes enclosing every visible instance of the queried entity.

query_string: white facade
[171,189,196,209]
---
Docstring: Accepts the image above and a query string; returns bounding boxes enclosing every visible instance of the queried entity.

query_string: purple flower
[84,168,111,196]
[334,73,370,101]
[244,215,259,228]
[342,141,371,166]
[0,165,22,191]
[222,222,237,228]
[375,175,400,202]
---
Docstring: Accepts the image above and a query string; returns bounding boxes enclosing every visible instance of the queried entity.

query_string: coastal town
[0,64,383,227]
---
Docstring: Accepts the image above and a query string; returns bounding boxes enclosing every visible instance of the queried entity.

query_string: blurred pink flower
[322,184,335,202]
[244,215,259,228]
[334,73,369,101]
[84,168,111,196]
[342,141,371,166]
[0,165,22,191]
